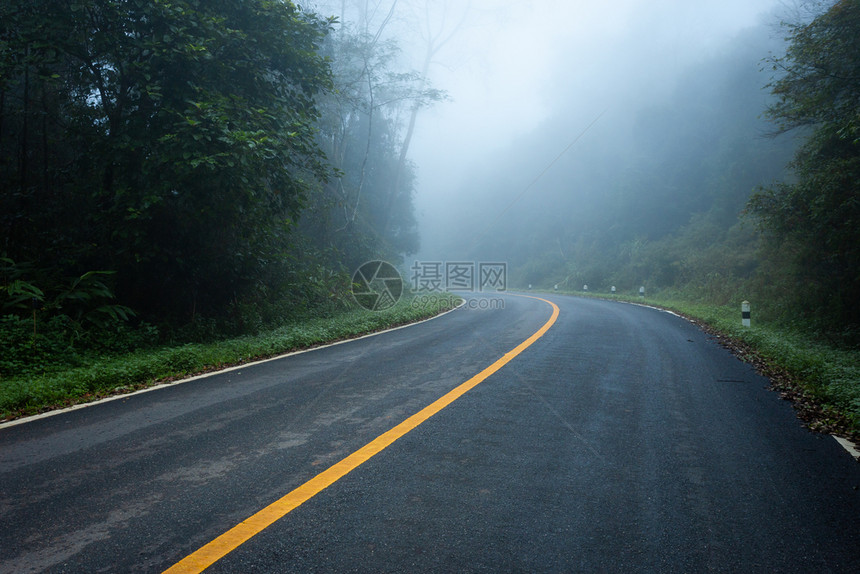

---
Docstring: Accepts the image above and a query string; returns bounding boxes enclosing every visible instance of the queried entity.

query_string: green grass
[0,294,460,421]
[548,288,860,436]
[8,286,858,438]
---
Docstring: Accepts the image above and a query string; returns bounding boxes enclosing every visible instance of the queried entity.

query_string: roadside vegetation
[1,2,451,419]
[0,294,458,421]
[2,1,857,433]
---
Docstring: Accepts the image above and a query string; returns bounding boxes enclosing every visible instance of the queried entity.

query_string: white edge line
[834,436,860,460]
[612,298,860,461]
[526,292,860,461]
[606,297,860,460]
[615,300,685,319]
[0,300,466,430]
[520,291,686,320]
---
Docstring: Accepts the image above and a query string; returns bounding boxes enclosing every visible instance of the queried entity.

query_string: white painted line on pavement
[0,300,466,431]
[834,436,860,460]
[620,300,685,319]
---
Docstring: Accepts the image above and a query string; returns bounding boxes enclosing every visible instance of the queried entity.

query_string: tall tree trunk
[20,45,30,192]
[0,88,5,150]
[383,1,469,232]
[338,0,397,230]
[41,84,50,194]
[382,48,430,232]
[347,75,374,227]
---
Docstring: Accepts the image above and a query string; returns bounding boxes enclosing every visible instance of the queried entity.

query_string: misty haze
[1,1,859,572]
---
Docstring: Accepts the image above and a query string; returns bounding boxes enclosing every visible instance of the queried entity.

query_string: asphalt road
[1,293,859,573]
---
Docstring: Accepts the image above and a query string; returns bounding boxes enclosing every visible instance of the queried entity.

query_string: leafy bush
[0,314,82,377]
[0,258,160,376]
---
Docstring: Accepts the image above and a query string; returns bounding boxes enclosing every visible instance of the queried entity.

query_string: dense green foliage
[749,0,860,332]
[1,2,438,367]
[1,0,334,319]
[302,19,444,271]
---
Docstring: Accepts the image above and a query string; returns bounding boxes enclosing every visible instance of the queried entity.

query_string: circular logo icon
[352,261,403,311]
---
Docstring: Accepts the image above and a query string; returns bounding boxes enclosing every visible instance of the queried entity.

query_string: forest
[1,0,442,367]
[1,0,859,374]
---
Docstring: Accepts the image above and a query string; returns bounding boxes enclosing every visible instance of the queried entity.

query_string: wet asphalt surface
[1,293,859,573]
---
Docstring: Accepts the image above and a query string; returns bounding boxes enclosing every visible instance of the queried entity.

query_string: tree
[304,4,445,269]
[382,0,466,235]
[749,0,860,330]
[1,1,334,319]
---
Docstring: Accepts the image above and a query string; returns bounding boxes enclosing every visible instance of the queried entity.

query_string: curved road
[1,294,859,572]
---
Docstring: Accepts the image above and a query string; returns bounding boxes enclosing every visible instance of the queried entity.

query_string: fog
[408,0,773,166]
[402,0,782,256]
[2,0,848,332]
[311,0,804,290]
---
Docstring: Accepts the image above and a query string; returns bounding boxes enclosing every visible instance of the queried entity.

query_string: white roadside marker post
[639,286,645,298]
[742,301,751,327]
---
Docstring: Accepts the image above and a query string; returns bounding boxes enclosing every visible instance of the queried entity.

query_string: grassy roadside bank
[548,289,860,441]
[0,295,460,422]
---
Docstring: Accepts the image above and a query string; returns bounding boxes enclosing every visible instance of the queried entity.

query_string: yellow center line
[163,294,559,574]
